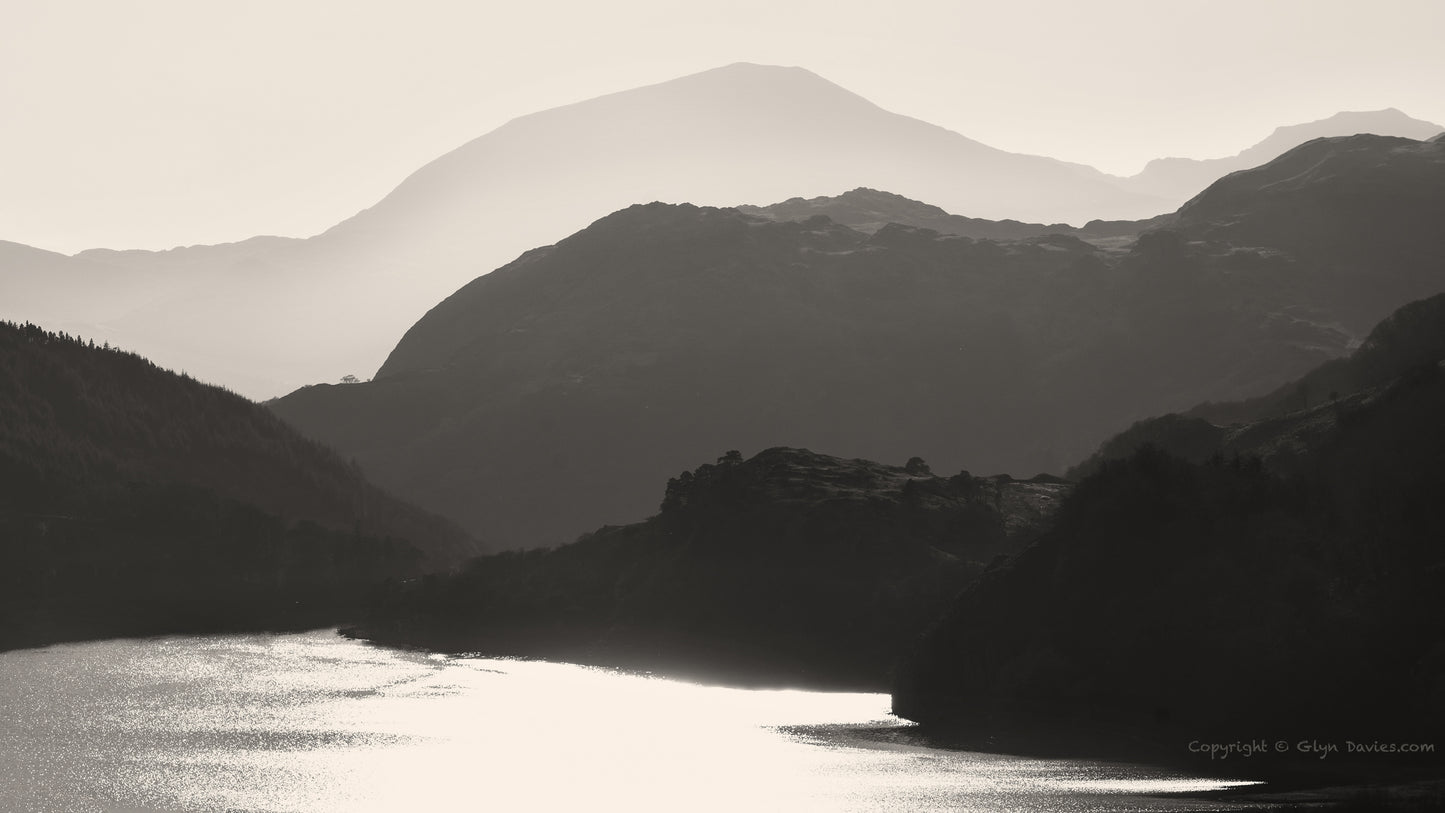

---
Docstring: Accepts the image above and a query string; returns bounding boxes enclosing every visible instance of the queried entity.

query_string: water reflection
[0,630,1260,812]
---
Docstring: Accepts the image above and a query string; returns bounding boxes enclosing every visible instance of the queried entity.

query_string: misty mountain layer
[0,64,1156,399]
[4,65,1433,400]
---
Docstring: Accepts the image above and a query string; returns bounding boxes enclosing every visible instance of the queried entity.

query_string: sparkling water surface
[0,630,1263,812]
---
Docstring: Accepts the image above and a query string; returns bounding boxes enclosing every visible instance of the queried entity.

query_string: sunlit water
[0,630,1264,812]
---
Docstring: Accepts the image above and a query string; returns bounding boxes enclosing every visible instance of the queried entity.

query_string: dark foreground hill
[891,294,1445,764]
[347,447,1068,690]
[0,322,478,650]
[271,134,1445,550]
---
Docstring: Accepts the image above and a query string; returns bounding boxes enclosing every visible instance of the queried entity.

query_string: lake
[0,629,1264,812]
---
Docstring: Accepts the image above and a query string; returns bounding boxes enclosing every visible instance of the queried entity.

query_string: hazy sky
[4,0,1442,254]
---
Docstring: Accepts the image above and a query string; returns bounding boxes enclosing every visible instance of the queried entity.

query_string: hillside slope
[0,322,478,650]
[1070,292,1445,478]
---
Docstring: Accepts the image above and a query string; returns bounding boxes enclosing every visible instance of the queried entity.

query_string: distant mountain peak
[506,60,882,128]
[1248,108,1442,156]
[712,61,821,76]
[1127,109,1443,202]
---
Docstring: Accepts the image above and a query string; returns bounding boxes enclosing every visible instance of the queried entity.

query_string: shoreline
[339,623,892,693]
[349,626,1445,808]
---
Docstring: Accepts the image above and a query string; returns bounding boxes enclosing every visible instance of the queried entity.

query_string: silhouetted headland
[346,447,1067,690]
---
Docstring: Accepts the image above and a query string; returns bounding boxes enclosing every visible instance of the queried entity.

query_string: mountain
[269,134,1445,550]
[0,63,1167,400]
[5,67,1436,402]
[348,447,1067,690]
[270,202,1116,548]
[330,62,1163,254]
[1126,108,1443,204]
[8,67,1433,402]
[0,321,479,650]
[1166,133,1445,340]
[891,293,1445,757]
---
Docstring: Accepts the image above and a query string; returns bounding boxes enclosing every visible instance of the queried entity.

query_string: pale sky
[3,0,1442,255]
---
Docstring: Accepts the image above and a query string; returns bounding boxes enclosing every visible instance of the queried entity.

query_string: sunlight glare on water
[0,630,1261,812]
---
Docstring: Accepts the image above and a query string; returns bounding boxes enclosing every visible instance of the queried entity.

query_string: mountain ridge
[271,133,1445,549]
[740,187,1169,242]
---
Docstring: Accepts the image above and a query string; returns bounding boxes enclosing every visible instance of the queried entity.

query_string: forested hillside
[0,321,477,649]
